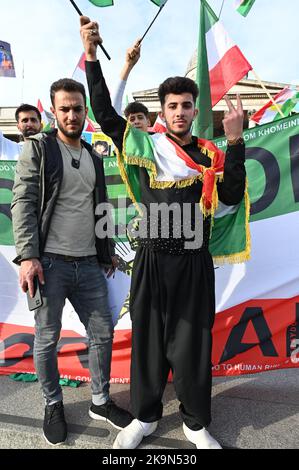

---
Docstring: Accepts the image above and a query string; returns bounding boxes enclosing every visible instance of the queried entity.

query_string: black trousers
[129,246,215,430]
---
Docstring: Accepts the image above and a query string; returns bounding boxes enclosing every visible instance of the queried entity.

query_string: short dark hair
[124,101,149,119]
[95,140,108,152]
[15,104,41,123]
[158,76,199,106]
[50,78,86,106]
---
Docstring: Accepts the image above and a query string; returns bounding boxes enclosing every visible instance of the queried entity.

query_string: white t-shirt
[0,131,22,160]
[111,79,127,115]
[44,139,97,257]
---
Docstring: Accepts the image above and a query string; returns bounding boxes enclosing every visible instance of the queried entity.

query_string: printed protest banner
[1,116,299,379]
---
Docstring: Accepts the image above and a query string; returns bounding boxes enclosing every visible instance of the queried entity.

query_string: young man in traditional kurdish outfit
[80,17,250,450]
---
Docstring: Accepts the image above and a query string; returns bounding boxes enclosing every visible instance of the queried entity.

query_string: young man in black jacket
[80,17,247,450]
[11,78,132,446]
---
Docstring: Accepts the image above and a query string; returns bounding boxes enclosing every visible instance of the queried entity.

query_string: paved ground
[0,368,298,451]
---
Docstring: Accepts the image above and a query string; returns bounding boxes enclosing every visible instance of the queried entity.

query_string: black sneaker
[89,399,133,430]
[43,401,67,445]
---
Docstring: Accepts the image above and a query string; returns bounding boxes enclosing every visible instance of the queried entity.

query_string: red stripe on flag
[165,136,224,173]
[37,99,43,113]
[165,136,203,171]
[85,116,97,132]
[152,121,167,133]
[210,46,252,107]
[78,53,86,72]
[250,87,290,124]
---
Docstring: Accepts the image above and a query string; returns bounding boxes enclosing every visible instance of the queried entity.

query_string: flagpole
[21,61,24,103]
[218,0,225,18]
[252,69,285,118]
[139,1,168,43]
[69,0,111,60]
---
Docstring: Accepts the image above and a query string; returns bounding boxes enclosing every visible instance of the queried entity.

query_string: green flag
[88,0,114,6]
[235,0,256,17]
[150,0,168,6]
[193,0,214,140]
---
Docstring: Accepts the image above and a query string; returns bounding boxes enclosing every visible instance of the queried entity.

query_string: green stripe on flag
[279,93,299,117]
[88,0,114,6]
[150,0,167,6]
[202,0,218,31]
[237,0,256,17]
[194,0,214,139]
[210,198,248,259]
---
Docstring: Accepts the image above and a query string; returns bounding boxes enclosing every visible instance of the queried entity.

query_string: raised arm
[80,16,126,152]
[112,39,141,114]
[0,130,21,160]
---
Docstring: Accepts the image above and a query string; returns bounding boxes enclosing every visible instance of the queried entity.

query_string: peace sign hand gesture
[222,94,244,141]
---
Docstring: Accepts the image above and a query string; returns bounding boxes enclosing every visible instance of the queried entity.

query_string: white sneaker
[113,419,158,449]
[183,423,222,449]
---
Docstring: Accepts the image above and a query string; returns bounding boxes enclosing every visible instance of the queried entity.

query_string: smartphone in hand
[26,276,43,311]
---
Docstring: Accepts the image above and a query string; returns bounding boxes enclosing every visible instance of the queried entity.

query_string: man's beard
[22,128,38,138]
[57,120,85,140]
[164,120,192,139]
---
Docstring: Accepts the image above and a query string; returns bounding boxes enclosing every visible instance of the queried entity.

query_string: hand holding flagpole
[69,0,111,60]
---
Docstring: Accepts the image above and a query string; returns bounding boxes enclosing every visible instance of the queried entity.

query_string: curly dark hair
[158,77,199,106]
[124,101,149,118]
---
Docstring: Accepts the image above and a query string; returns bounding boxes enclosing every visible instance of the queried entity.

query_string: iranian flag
[72,53,97,127]
[194,0,252,139]
[251,87,299,125]
[235,0,256,17]
[37,99,53,132]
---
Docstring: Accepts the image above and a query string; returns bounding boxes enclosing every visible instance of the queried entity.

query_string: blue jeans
[34,255,113,405]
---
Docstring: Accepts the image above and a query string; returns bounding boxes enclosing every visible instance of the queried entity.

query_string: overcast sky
[0,0,298,110]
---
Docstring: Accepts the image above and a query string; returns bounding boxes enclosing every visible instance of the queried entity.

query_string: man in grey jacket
[11,78,132,446]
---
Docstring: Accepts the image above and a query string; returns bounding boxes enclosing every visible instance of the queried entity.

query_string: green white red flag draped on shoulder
[235,0,256,17]
[116,124,250,264]
[194,0,252,139]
